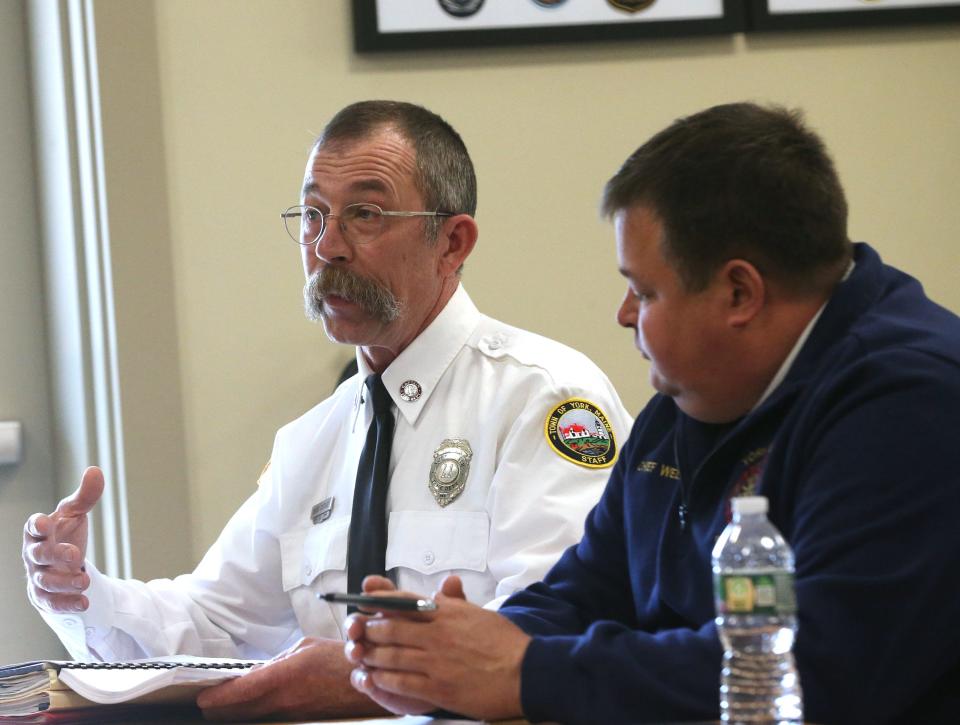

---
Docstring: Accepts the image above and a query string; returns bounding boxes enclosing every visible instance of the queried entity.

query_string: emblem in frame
[429,438,473,507]
[606,0,657,13]
[438,0,485,18]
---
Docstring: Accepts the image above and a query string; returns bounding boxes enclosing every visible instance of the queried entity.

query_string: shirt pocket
[386,510,489,575]
[279,516,350,591]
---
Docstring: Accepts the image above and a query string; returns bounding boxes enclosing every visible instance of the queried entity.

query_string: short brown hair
[602,103,852,294]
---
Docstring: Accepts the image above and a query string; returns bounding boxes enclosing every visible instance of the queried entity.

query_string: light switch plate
[0,421,22,466]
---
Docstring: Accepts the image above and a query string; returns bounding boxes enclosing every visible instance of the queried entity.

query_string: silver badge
[399,380,422,402]
[429,439,472,507]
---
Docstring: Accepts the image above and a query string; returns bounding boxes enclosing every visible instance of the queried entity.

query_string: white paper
[58,656,254,705]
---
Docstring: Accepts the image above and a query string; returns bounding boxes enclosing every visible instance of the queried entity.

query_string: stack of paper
[0,655,258,721]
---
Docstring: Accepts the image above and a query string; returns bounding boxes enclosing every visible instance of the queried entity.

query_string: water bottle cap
[731,495,768,514]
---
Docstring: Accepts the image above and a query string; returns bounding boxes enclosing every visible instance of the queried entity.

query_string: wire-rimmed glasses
[281,203,452,246]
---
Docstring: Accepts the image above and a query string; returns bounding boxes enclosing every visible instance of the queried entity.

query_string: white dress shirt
[43,285,632,660]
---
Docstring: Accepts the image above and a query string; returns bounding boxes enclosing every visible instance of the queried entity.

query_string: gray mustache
[304,267,401,323]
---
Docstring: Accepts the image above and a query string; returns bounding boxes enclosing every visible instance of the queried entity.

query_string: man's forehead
[615,205,662,251]
[301,175,391,198]
[301,131,418,199]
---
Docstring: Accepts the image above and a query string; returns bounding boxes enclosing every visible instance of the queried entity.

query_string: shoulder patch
[545,399,618,469]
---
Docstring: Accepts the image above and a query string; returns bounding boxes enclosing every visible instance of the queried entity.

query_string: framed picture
[352,0,746,53]
[746,0,960,32]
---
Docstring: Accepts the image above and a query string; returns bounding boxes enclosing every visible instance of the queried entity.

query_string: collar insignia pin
[399,380,422,402]
[429,439,473,507]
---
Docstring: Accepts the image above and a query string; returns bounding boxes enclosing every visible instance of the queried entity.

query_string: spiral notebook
[0,655,259,721]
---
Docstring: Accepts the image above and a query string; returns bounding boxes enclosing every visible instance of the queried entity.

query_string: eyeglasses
[281,203,452,246]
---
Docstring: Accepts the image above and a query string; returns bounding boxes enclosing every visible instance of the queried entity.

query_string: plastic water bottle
[711,496,802,724]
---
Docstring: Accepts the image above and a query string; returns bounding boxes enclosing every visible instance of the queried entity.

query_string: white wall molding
[28,0,131,577]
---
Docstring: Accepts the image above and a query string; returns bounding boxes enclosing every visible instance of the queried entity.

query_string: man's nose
[616,291,637,329]
[313,217,351,262]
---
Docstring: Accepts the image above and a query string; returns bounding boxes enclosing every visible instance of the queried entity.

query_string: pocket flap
[279,516,350,591]
[386,510,489,575]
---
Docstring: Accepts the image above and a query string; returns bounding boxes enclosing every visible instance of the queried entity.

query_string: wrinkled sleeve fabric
[483,373,632,609]
[39,453,301,661]
[782,348,960,724]
[500,431,722,725]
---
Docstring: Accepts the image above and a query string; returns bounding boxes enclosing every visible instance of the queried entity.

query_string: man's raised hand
[22,466,104,613]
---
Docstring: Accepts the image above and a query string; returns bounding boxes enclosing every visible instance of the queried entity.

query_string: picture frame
[352,0,746,53]
[746,0,960,32]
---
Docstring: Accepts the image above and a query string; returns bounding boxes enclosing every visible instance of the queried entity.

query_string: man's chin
[318,315,384,348]
[649,372,680,399]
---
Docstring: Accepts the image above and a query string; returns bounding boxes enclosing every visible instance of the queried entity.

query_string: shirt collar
[356,284,481,425]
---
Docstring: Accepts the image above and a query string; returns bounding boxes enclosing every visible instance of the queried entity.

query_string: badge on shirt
[545,399,618,469]
[429,439,473,507]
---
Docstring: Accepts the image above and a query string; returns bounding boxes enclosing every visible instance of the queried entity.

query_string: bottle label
[715,570,796,615]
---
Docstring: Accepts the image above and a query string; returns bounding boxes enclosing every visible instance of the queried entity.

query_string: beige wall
[94,1,960,565]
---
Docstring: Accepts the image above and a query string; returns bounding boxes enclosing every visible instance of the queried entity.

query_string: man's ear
[437,214,478,277]
[720,259,765,328]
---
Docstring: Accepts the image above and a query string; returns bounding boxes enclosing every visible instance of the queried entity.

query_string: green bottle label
[715,570,796,615]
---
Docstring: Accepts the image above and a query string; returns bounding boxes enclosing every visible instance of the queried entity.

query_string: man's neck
[360,278,460,374]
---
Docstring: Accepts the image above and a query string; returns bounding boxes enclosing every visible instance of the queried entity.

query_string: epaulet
[475,329,513,359]
[473,321,588,375]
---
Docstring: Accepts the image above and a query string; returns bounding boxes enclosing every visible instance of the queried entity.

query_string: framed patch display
[746,0,960,32]
[352,0,745,52]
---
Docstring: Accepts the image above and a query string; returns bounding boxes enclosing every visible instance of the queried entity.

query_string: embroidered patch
[545,399,617,468]
[724,447,770,522]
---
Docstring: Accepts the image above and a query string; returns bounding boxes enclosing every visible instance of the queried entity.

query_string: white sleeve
[38,471,301,661]
[483,376,633,606]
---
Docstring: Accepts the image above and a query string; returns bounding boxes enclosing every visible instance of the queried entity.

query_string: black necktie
[347,374,395,596]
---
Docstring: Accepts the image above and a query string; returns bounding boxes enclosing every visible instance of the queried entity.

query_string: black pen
[319,592,438,612]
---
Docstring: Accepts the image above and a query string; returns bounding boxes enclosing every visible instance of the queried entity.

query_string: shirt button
[487,339,501,350]
[304,564,313,578]
[423,551,435,566]
[63,618,77,627]
[85,627,95,638]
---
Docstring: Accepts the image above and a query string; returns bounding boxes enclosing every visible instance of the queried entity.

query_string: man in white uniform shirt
[22,101,631,719]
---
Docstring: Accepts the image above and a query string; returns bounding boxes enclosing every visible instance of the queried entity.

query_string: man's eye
[304,208,322,222]
[352,206,378,222]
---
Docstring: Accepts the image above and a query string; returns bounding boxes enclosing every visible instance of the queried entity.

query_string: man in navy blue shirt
[343,102,960,724]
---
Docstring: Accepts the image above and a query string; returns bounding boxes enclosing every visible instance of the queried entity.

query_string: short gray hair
[316,100,477,241]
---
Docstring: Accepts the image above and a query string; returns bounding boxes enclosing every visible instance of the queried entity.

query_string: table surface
[100,718,524,725]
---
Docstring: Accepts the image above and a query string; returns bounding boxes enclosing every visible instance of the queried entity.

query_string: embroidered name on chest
[637,460,680,480]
